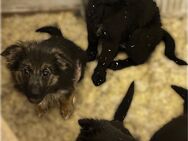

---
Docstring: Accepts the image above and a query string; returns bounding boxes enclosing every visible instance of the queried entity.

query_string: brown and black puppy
[1,26,87,119]
[85,0,187,86]
[76,82,137,141]
[149,85,187,141]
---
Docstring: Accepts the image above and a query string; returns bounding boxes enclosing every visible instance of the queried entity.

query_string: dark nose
[31,87,40,95]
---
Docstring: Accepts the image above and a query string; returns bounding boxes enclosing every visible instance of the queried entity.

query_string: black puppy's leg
[92,41,118,86]
[86,28,99,62]
[108,58,135,70]
[109,26,164,70]
[163,29,187,65]
[108,43,136,70]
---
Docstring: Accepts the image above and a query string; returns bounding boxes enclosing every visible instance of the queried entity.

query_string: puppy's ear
[51,48,73,70]
[1,44,25,70]
[78,119,96,128]
[36,25,63,38]
[171,85,188,114]
[113,81,135,122]
[78,119,101,135]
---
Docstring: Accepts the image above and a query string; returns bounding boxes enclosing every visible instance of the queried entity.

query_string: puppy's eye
[22,66,31,76]
[42,68,51,77]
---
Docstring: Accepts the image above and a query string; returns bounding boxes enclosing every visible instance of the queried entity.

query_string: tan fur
[51,48,73,70]
[73,60,82,87]
[36,89,75,119]
[14,71,24,85]
[41,63,60,86]
[12,60,81,119]
[47,75,59,86]
[59,93,75,119]
[36,61,81,118]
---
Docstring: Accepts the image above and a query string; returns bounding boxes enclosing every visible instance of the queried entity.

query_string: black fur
[149,85,188,141]
[77,83,187,141]
[76,82,136,141]
[36,25,63,37]
[171,85,187,114]
[114,81,134,121]
[85,0,187,86]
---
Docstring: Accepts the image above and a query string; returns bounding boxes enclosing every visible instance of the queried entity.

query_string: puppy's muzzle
[31,87,40,95]
[28,97,43,104]
[27,86,44,104]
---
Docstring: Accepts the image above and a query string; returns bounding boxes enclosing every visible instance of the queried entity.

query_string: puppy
[1,26,87,119]
[149,85,187,141]
[76,83,187,141]
[85,0,187,86]
[76,82,137,141]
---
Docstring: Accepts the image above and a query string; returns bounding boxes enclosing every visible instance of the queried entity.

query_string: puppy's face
[2,42,74,104]
[16,60,59,104]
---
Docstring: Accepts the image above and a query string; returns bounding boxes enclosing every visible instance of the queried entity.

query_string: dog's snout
[26,84,43,104]
[28,75,42,95]
[31,87,40,95]
[30,76,40,85]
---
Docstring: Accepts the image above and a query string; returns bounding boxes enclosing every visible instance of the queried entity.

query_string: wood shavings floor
[1,12,187,141]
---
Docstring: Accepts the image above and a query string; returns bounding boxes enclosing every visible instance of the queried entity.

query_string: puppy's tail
[113,81,135,122]
[171,85,188,114]
[36,25,63,37]
[162,29,187,65]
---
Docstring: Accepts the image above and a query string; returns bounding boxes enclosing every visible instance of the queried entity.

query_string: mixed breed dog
[1,0,187,140]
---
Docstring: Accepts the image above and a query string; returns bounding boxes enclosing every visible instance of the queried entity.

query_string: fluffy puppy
[149,85,187,141]
[76,82,137,141]
[85,0,187,86]
[1,26,87,119]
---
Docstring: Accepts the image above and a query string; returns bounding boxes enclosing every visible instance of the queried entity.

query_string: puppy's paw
[60,103,74,120]
[92,70,106,86]
[108,61,120,70]
[109,59,133,70]
[36,105,48,117]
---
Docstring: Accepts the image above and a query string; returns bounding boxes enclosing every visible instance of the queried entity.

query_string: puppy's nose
[31,87,40,95]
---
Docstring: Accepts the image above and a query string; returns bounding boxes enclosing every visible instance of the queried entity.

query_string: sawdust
[1,12,187,141]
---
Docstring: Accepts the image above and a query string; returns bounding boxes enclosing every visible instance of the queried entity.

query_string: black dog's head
[77,119,135,141]
[1,26,84,104]
[76,82,137,141]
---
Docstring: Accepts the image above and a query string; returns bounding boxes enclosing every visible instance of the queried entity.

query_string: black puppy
[85,0,187,86]
[76,82,137,141]
[76,83,187,141]
[149,85,187,141]
[1,26,87,119]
